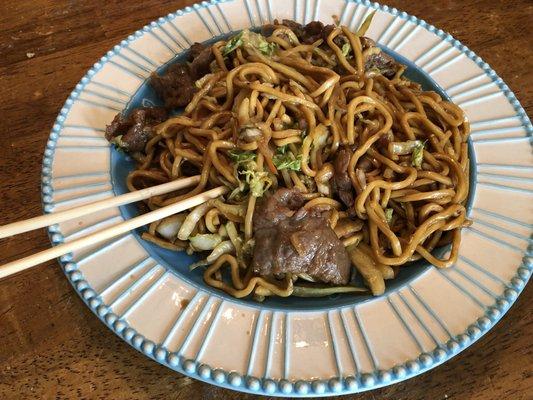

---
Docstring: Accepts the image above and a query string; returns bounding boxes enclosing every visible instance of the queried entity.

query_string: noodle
[109,19,471,301]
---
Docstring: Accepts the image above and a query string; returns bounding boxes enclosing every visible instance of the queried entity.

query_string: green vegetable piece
[385,208,393,224]
[222,31,244,56]
[249,171,272,197]
[258,40,277,56]
[228,149,273,197]
[390,140,423,156]
[243,29,277,56]
[228,149,256,164]
[411,140,426,169]
[239,168,272,197]
[276,145,288,155]
[356,10,376,37]
[273,149,302,171]
[223,29,278,57]
[341,42,351,57]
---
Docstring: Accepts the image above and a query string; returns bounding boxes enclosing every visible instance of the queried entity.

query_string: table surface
[0,0,531,399]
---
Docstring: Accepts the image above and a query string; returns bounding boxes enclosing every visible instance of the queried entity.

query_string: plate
[42,0,533,396]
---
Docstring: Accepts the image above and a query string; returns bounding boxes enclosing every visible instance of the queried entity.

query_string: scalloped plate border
[41,0,532,396]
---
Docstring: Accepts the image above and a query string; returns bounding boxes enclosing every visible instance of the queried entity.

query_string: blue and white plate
[42,0,532,396]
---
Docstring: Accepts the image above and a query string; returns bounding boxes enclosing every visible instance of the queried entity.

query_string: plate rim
[41,0,533,396]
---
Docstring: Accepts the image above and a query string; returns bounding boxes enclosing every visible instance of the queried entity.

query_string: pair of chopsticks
[0,175,228,279]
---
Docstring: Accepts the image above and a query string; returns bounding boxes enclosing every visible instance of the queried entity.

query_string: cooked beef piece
[279,20,339,45]
[321,24,343,45]
[362,38,400,78]
[281,19,305,38]
[150,43,214,109]
[263,20,333,44]
[377,131,392,150]
[261,23,277,37]
[252,189,351,285]
[105,107,167,152]
[253,188,305,230]
[150,63,196,108]
[332,146,355,208]
[300,21,325,44]
[189,42,206,61]
[189,42,214,79]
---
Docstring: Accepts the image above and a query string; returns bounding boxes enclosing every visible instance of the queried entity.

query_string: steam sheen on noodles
[106,17,471,300]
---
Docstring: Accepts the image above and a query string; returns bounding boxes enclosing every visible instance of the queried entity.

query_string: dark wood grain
[0,1,531,399]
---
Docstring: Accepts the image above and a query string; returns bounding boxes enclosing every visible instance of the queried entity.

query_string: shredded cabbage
[228,149,272,197]
[156,214,186,240]
[228,149,256,164]
[272,146,301,171]
[385,208,393,224]
[189,234,223,251]
[391,140,423,155]
[206,240,235,263]
[411,141,426,169]
[222,31,243,56]
[223,29,277,57]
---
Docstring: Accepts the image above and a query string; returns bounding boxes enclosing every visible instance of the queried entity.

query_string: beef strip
[150,63,196,109]
[300,21,325,44]
[150,42,214,109]
[331,146,355,208]
[360,37,400,78]
[189,42,214,79]
[105,107,167,152]
[280,19,305,38]
[279,20,338,45]
[321,24,343,46]
[253,188,305,230]
[252,188,351,285]
[365,51,400,78]
[189,42,206,60]
[260,24,277,37]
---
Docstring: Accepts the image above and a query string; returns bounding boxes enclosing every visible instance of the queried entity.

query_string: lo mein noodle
[105,17,471,300]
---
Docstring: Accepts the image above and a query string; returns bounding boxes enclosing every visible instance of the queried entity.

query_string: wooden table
[0,0,531,398]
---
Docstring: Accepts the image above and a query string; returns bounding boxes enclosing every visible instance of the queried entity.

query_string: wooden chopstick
[0,175,201,239]
[0,186,228,280]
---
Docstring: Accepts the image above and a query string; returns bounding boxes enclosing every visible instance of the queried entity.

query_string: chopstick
[0,175,201,239]
[0,186,228,279]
